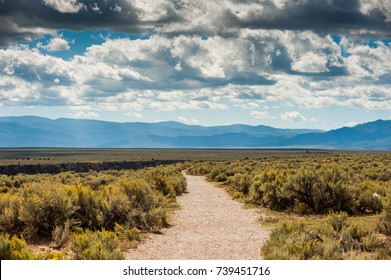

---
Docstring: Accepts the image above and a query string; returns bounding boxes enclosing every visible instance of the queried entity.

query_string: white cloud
[291,52,329,73]
[0,75,41,105]
[1,33,390,120]
[360,0,391,22]
[3,63,14,75]
[44,37,70,52]
[69,111,99,118]
[125,112,143,118]
[132,0,175,22]
[272,0,289,9]
[250,111,276,120]
[175,62,182,71]
[3,0,391,49]
[0,1,390,131]
[344,42,391,78]
[170,35,254,79]
[42,0,85,14]
[280,111,307,122]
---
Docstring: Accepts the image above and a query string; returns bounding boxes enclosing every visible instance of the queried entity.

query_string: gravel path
[125,172,269,260]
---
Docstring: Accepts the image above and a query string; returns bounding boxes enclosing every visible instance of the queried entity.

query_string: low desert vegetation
[0,164,186,260]
[1,152,390,260]
[185,153,391,259]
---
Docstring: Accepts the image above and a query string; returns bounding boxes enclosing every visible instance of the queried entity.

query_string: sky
[0,0,390,130]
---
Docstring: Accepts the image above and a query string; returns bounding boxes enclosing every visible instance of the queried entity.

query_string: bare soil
[125,172,269,260]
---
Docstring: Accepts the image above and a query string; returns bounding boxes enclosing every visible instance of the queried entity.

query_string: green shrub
[362,232,381,252]
[114,223,141,242]
[34,251,65,260]
[0,193,21,234]
[262,222,341,260]
[327,211,349,232]
[151,173,175,197]
[51,220,71,249]
[0,233,65,260]
[247,179,263,205]
[99,180,168,231]
[346,221,368,242]
[215,173,228,182]
[378,201,391,236]
[71,229,123,260]
[99,184,132,230]
[18,184,77,239]
[321,238,343,260]
[288,165,353,214]
[208,166,225,181]
[260,216,386,260]
[289,167,325,213]
[72,184,103,230]
[248,170,292,210]
[226,173,252,195]
[126,227,142,241]
[0,233,33,260]
[339,221,381,253]
[186,162,212,175]
[351,181,384,214]
[168,172,187,195]
[375,243,391,259]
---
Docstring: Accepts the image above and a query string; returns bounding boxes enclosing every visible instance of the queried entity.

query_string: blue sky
[0,0,391,130]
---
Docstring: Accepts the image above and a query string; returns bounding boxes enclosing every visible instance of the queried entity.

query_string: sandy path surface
[125,172,269,260]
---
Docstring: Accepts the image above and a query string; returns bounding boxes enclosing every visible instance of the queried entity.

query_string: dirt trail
[125,172,269,260]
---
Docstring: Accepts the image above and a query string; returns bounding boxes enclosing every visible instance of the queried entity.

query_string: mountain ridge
[0,116,389,149]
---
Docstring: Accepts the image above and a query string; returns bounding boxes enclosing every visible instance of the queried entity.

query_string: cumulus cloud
[0,0,389,130]
[0,75,42,105]
[360,0,391,22]
[223,0,391,37]
[0,32,390,116]
[291,52,329,73]
[280,111,307,122]
[344,41,391,78]
[41,37,70,52]
[0,0,140,46]
[1,0,391,46]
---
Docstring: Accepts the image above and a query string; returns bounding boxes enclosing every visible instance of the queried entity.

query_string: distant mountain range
[0,116,390,149]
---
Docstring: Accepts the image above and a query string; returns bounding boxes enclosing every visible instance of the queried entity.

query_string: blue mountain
[0,116,389,149]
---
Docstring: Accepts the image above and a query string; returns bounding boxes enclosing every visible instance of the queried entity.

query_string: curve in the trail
[126,172,269,260]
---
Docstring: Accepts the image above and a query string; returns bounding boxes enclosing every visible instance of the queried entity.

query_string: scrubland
[0,165,186,259]
[1,151,390,259]
[184,153,391,259]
